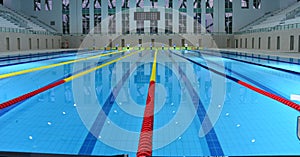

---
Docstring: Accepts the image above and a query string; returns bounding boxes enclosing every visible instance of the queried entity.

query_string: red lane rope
[137,81,155,157]
[238,80,300,112]
[0,80,66,109]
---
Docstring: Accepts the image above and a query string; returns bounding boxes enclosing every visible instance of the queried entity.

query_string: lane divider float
[171,51,300,112]
[0,50,140,110]
[137,50,157,157]
[0,50,126,79]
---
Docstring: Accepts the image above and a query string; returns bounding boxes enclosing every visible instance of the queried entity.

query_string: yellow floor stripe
[64,50,142,83]
[0,50,125,79]
[150,49,158,82]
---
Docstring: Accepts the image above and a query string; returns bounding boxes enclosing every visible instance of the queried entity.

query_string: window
[179,13,187,33]
[37,39,40,49]
[258,37,261,49]
[29,38,32,50]
[108,0,116,34]
[245,38,247,48]
[206,13,213,33]
[165,0,173,8]
[34,0,41,11]
[268,37,271,49]
[240,38,242,48]
[181,39,185,47]
[94,0,101,34]
[169,39,172,47]
[122,13,130,34]
[150,20,158,34]
[194,0,201,34]
[122,0,129,8]
[6,37,10,51]
[206,0,213,8]
[151,0,158,8]
[62,0,70,34]
[225,0,233,34]
[45,0,52,11]
[17,38,20,50]
[179,0,187,34]
[235,39,238,48]
[46,39,48,49]
[165,12,173,33]
[50,21,55,25]
[290,35,294,50]
[253,0,261,9]
[225,13,232,34]
[205,0,214,33]
[52,39,54,48]
[252,37,254,49]
[137,20,144,34]
[241,0,249,9]
[136,0,144,8]
[277,36,280,50]
[82,0,90,34]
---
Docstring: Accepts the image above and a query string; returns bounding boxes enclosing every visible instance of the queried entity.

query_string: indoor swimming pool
[0,49,299,157]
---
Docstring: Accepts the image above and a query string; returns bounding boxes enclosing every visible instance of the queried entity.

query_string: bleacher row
[0,4,56,33]
[240,1,300,32]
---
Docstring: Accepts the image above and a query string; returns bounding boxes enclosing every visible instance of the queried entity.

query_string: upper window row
[34,0,52,11]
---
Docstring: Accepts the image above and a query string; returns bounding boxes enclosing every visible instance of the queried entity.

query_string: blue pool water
[0,49,299,156]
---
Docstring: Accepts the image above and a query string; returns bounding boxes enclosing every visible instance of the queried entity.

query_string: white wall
[0,32,62,52]
[62,33,233,49]
[235,28,300,52]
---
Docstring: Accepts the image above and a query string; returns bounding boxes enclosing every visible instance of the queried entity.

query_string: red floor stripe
[0,80,65,109]
[238,80,300,112]
[137,81,155,157]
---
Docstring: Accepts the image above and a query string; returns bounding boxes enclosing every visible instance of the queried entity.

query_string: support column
[158,0,165,33]
[187,0,193,34]
[116,0,122,34]
[129,0,136,33]
[173,0,179,33]
[201,0,206,33]
[101,0,108,33]
[90,2,94,34]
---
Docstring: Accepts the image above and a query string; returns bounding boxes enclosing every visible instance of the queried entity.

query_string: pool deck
[212,48,300,59]
[1,48,300,59]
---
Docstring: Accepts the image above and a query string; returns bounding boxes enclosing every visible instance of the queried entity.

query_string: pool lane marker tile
[137,50,157,157]
[0,51,139,110]
[171,51,300,112]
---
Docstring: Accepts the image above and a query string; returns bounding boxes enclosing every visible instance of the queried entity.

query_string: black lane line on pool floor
[0,53,123,117]
[167,51,224,156]
[78,51,147,155]
[171,51,300,112]
[193,50,300,76]
[186,51,288,100]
